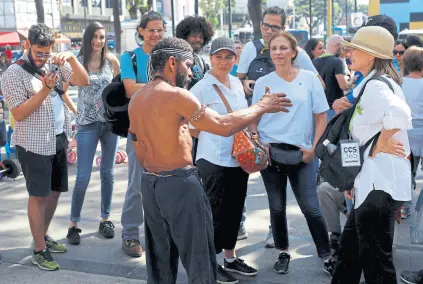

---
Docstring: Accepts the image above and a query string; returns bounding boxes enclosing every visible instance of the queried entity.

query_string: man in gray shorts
[128,37,292,283]
[2,24,88,271]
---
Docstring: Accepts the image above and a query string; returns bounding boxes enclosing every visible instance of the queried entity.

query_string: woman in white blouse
[190,37,258,284]
[332,26,412,284]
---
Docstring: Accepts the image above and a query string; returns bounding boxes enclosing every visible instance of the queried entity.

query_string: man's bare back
[129,80,195,173]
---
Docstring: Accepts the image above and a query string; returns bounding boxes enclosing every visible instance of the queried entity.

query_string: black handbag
[269,143,303,167]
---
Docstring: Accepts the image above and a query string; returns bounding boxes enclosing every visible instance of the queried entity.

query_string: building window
[80,0,87,7]
[0,0,16,29]
[92,0,101,8]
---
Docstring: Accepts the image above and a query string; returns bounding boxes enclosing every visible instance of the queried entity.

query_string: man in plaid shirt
[2,24,89,271]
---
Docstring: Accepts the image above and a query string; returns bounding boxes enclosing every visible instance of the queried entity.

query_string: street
[0,159,422,283]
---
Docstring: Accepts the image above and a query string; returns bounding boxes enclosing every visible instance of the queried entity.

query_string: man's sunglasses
[30,48,51,59]
[393,50,405,56]
[261,22,283,32]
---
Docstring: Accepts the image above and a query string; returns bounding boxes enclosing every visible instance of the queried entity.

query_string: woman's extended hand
[300,148,315,164]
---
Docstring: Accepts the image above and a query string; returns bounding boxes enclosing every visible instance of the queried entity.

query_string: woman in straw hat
[331,26,412,284]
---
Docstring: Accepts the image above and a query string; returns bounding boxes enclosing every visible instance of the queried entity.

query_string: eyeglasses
[31,48,51,59]
[261,22,283,32]
[393,50,405,55]
[145,28,165,34]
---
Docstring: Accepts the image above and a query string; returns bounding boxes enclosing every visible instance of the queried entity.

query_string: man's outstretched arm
[173,87,292,137]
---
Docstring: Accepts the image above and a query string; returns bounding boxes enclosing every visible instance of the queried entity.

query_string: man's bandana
[147,48,194,82]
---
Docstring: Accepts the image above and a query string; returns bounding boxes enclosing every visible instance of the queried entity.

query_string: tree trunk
[35,0,45,24]
[248,0,262,40]
[113,0,122,55]
[147,0,153,10]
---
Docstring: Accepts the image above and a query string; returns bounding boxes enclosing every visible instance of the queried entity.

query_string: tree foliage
[200,0,236,29]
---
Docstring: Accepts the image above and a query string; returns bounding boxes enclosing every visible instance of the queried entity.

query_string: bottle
[323,139,337,155]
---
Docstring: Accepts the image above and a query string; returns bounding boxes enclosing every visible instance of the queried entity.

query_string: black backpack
[247,40,275,81]
[102,51,137,138]
[315,76,394,192]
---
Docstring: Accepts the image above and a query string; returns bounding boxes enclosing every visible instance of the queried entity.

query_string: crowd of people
[0,4,422,284]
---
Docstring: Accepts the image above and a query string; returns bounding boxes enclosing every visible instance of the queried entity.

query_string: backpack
[247,40,275,82]
[102,51,137,138]
[315,76,394,192]
[188,53,209,90]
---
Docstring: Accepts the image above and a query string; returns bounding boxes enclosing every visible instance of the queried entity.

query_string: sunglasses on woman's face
[393,50,405,56]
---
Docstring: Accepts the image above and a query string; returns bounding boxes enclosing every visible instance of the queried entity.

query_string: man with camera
[2,24,89,271]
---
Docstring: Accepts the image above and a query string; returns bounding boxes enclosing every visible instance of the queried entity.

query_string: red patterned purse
[213,84,268,174]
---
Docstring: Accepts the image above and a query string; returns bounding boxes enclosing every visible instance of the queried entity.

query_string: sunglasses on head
[393,50,405,55]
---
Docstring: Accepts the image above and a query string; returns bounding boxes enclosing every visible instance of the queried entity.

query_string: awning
[0,32,20,46]
[55,34,71,45]
[17,29,28,39]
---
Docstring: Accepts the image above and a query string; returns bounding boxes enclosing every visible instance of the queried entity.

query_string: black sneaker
[224,258,258,276]
[401,270,423,284]
[324,258,336,279]
[217,265,238,284]
[99,221,115,239]
[274,252,290,274]
[67,226,82,245]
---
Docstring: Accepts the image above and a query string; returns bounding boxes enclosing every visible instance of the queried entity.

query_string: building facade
[369,0,423,31]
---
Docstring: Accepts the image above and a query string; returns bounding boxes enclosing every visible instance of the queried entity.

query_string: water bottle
[323,139,337,155]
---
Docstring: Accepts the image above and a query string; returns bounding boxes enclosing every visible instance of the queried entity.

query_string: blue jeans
[70,122,119,223]
[121,136,144,240]
[261,161,331,257]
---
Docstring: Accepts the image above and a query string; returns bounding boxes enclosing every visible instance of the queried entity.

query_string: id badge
[340,139,360,167]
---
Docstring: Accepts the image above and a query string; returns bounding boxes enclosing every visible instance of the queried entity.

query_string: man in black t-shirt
[313,35,352,121]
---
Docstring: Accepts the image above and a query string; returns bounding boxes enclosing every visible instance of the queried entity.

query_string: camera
[49,64,60,74]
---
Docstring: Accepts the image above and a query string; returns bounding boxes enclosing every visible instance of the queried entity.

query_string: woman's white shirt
[251,70,329,149]
[190,72,248,167]
[351,70,412,208]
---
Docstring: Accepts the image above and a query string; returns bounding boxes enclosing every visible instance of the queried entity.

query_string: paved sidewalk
[0,152,422,283]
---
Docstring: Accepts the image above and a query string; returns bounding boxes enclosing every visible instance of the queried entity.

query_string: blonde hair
[374,58,402,85]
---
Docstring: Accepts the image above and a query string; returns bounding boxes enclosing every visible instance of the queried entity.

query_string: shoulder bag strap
[213,84,233,113]
[15,59,65,97]
[126,51,137,77]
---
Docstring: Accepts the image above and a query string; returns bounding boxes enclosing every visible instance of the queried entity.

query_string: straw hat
[341,26,394,60]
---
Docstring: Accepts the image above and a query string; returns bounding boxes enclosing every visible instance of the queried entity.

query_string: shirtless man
[128,37,292,284]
